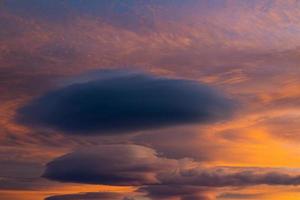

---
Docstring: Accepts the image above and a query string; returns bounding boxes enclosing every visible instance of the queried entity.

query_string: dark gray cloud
[43,144,176,186]
[217,192,262,199]
[160,167,300,187]
[44,192,133,200]
[45,188,212,200]
[17,70,236,135]
[139,185,212,200]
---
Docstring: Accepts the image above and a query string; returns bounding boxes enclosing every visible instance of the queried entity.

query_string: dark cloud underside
[17,70,236,135]
[43,144,176,185]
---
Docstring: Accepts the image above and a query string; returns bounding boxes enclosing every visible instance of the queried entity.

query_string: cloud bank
[44,144,300,188]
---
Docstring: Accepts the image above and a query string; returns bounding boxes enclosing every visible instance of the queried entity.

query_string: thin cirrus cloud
[17,70,236,135]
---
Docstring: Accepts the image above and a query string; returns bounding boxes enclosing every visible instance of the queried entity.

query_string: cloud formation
[17,70,235,135]
[44,144,300,188]
[45,192,133,200]
[160,167,300,187]
[43,144,176,186]
[138,185,212,200]
[2,1,300,199]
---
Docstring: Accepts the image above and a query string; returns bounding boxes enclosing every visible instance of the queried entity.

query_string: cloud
[138,185,212,200]
[43,144,177,186]
[43,144,300,188]
[160,167,300,187]
[0,159,54,191]
[2,1,300,199]
[44,188,212,200]
[17,70,236,135]
[44,192,133,200]
[133,128,220,161]
[217,192,262,199]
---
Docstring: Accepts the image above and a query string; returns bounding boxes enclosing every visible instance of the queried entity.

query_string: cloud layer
[43,144,176,186]
[2,1,300,199]
[44,144,300,188]
[18,70,235,135]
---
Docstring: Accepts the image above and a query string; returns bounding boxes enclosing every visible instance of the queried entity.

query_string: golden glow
[2,1,300,199]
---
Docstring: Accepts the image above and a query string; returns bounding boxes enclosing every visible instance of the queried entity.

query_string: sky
[1,0,300,199]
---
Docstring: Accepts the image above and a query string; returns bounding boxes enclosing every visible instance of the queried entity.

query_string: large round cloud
[17,70,236,135]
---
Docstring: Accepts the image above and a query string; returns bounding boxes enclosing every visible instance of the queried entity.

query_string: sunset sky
[1,0,300,200]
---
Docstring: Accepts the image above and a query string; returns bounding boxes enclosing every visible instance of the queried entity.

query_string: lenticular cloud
[17,70,236,135]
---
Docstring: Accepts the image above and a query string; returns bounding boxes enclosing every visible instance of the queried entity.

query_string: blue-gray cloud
[43,144,176,186]
[17,70,236,135]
